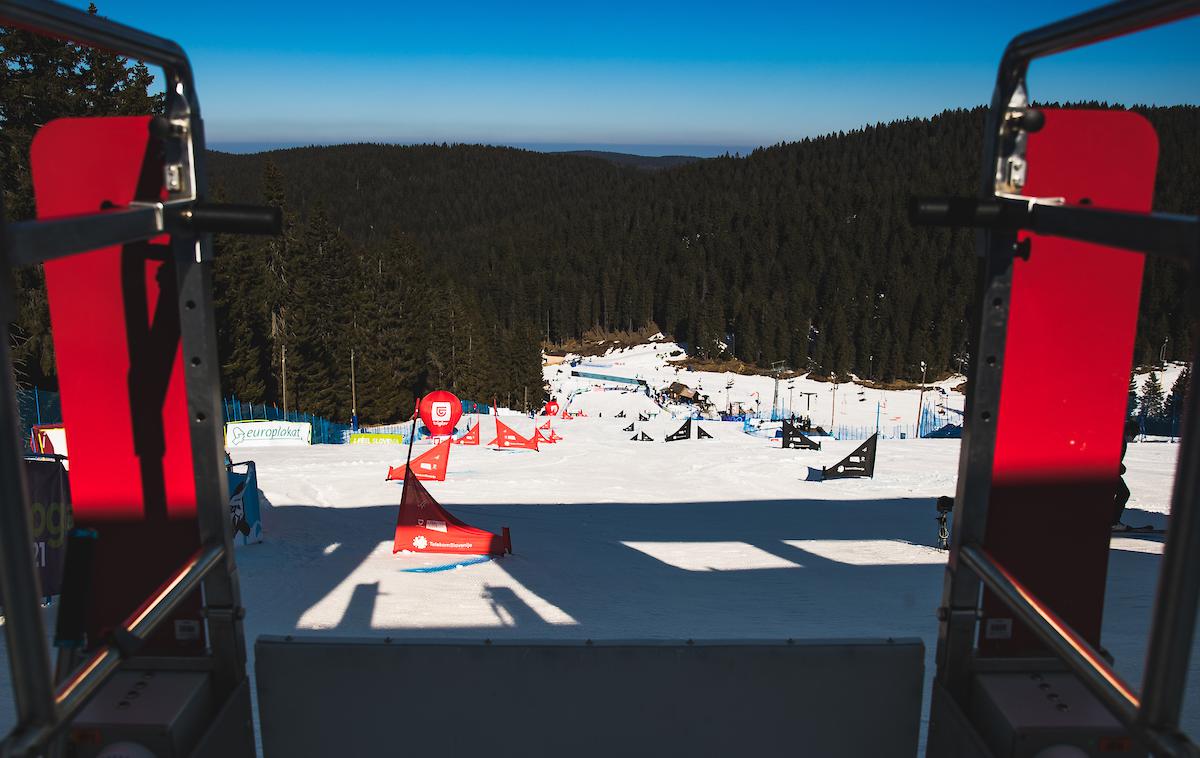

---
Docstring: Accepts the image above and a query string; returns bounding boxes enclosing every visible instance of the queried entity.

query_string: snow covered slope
[0,410,1192,749]
[544,340,966,438]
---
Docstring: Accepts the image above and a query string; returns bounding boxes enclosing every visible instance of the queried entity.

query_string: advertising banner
[225,420,312,448]
[227,460,263,546]
[24,457,72,596]
[350,433,408,445]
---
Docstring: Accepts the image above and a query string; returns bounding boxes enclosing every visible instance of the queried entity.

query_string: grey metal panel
[971,672,1144,758]
[71,670,212,758]
[189,679,254,758]
[926,680,996,758]
[256,636,924,758]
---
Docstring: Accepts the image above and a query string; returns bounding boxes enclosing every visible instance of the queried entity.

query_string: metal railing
[3,545,226,756]
[958,545,1195,756]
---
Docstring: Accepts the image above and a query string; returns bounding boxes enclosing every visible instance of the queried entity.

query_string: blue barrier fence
[223,395,352,445]
[832,400,958,441]
[1139,413,1184,438]
[834,423,918,441]
[17,387,357,447]
[462,399,492,415]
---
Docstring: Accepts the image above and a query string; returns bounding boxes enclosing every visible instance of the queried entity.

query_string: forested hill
[559,151,703,170]
[204,105,1197,421]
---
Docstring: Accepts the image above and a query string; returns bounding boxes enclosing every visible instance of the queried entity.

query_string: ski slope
[0,412,1193,751]
[545,339,966,437]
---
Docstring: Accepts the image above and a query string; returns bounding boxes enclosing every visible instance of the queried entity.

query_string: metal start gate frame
[0,2,277,756]
[915,1,1200,755]
[0,1,1197,757]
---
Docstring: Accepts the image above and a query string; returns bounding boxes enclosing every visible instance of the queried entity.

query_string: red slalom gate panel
[392,468,510,555]
[487,419,539,450]
[386,438,451,481]
[453,424,480,445]
[978,110,1158,656]
[31,117,205,653]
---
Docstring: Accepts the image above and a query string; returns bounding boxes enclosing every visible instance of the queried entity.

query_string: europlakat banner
[225,420,312,448]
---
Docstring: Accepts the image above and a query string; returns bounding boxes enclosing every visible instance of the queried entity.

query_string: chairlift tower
[917,360,927,437]
[769,360,787,421]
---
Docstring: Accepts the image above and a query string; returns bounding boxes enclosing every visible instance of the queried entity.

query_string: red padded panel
[979,109,1158,656]
[32,117,204,652]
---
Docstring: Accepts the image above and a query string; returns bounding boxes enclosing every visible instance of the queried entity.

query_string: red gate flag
[538,420,552,430]
[534,427,556,445]
[386,438,451,481]
[487,419,539,450]
[393,468,510,556]
[453,424,479,445]
[542,400,560,416]
[419,390,463,437]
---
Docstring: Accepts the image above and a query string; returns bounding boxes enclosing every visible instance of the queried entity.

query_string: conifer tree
[1,5,162,388]
[260,159,292,405]
[1140,372,1166,420]
[1166,364,1192,421]
[211,182,268,400]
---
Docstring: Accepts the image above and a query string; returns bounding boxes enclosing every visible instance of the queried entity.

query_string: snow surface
[545,341,965,437]
[1,415,1193,750]
[0,346,1194,750]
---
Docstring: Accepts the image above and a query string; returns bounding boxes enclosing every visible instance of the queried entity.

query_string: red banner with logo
[487,419,539,450]
[393,469,510,555]
[386,438,451,481]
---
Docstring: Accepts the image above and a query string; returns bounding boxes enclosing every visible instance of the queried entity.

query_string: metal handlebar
[908,196,1199,263]
[173,203,283,236]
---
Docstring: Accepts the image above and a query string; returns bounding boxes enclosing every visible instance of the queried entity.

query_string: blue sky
[74,1,1200,155]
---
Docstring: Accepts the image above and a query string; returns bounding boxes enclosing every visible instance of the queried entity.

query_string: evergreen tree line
[1,7,162,390]
[211,165,543,423]
[208,105,1198,391]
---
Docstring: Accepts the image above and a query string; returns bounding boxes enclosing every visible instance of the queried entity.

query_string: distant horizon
[75,1,1200,151]
[208,140,761,158]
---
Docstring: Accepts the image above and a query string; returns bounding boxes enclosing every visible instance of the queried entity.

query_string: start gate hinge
[993,83,1046,195]
[149,114,196,203]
